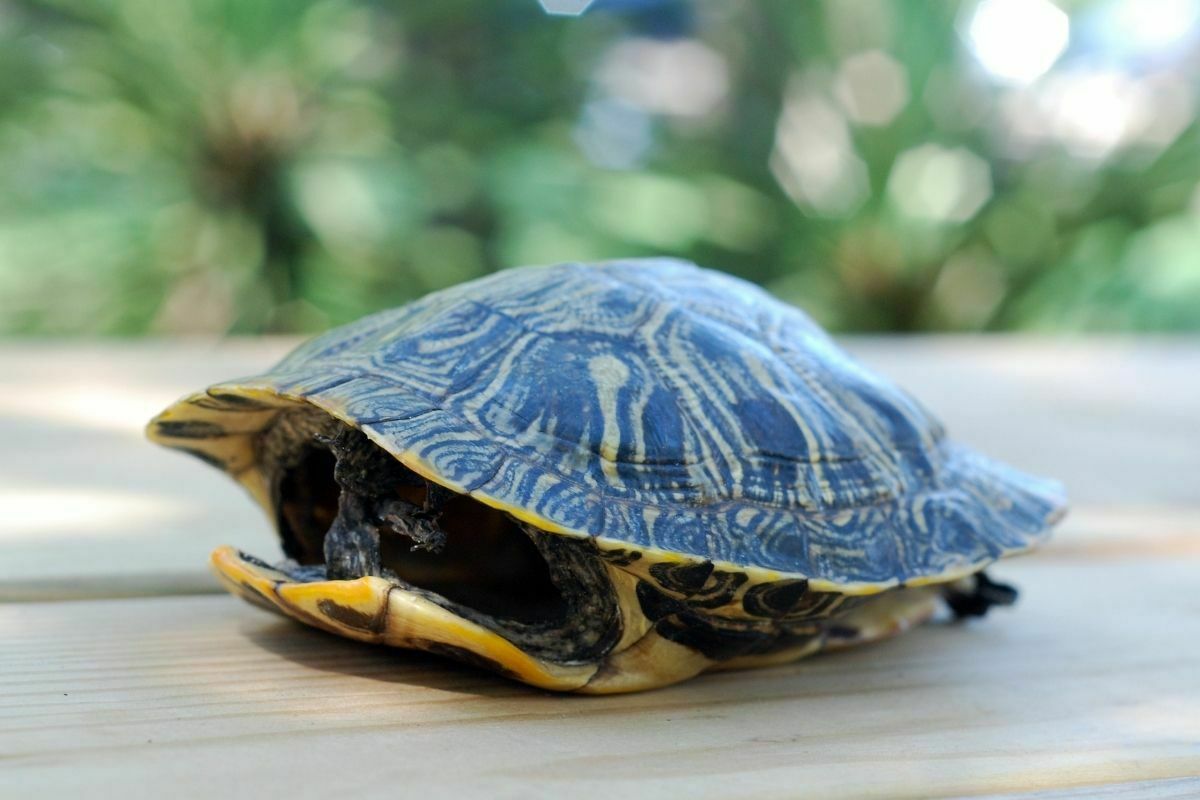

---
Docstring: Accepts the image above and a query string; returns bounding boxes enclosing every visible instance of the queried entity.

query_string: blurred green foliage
[0,0,1197,335]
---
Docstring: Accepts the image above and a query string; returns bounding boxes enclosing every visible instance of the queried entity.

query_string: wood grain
[2,558,1198,798]
[1,338,1197,797]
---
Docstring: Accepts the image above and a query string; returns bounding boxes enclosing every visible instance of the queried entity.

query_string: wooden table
[2,338,1198,798]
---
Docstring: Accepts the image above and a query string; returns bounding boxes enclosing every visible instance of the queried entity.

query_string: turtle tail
[943,571,1019,619]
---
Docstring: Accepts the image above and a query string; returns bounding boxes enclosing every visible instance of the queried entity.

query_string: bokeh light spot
[835,50,910,126]
[965,0,1069,85]
[538,0,593,16]
[1123,216,1200,299]
[597,38,729,118]
[887,144,993,223]
[1045,71,1145,159]
[1097,0,1200,59]
[771,81,869,218]
[930,250,1007,328]
[294,161,387,250]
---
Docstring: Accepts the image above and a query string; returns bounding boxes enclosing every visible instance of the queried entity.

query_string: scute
[166,258,1065,588]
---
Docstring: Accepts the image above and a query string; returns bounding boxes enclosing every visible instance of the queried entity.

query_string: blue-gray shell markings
[225,259,1064,586]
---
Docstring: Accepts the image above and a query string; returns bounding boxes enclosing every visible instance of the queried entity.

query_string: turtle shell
[155,259,1065,591]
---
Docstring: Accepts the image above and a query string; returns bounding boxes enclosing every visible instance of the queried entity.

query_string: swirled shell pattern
[230,259,1065,585]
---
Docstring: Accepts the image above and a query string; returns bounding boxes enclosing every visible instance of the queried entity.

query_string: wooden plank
[0,572,221,603]
[1,339,1197,795]
[1,338,1196,590]
[978,777,1200,799]
[0,341,292,588]
[2,558,1198,798]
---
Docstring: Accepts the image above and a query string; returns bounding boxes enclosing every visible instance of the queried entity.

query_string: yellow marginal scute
[209,546,596,692]
[381,591,596,691]
[210,546,290,615]
[275,575,393,641]
[581,630,710,695]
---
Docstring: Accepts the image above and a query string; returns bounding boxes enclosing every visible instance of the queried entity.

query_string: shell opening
[254,407,622,663]
[271,421,568,625]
